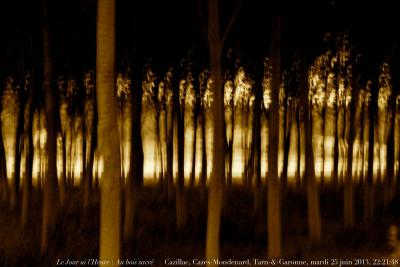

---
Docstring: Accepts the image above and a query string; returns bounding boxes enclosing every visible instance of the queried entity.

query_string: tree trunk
[176,88,187,229]
[252,82,262,214]
[332,102,339,186]
[189,111,198,189]
[344,77,357,229]
[281,101,292,194]
[267,16,282,258]
[206,0,226,262]
[199,109,207,201]
[123,75,143,243]
[83,95,95,212]
[384,100,396,209]
[97,0,121,263]
[156,109,164,185]
[166,85,175,203]
[301,55,321,246]
[0,118,8,202]
[41,6,58,254]
[21,92,34,228]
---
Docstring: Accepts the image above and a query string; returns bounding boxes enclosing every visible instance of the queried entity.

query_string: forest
[1,0,400,266]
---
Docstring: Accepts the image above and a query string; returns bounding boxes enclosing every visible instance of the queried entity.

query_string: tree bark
[344,74,358,230]
[205,0,226,263]
[267,16,282,258]
[41,3,58,253]
[301,54,321,246]
[83,92,96,212]
[21,84,34,228]
[97,0,121,263]
[176,80,187,229]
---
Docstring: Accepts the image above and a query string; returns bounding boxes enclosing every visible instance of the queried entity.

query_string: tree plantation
[1,0,400,266]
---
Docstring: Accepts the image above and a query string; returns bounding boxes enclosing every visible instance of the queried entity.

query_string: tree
[83,70,96,212]
[301,55,322,246]
[199,69,210,200]
[364,80,375,222]
[97,0,121,263]
[205,0,241,262]
[41,0,58,254]
[21,72,35,228]
[124,65,144,243]
[267,16,282,258]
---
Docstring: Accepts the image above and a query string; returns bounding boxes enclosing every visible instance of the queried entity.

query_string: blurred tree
[21,72,34,228]
[301,53,322,246]
[40,0,58,254]
[267,16,282,258]
[97,0,121,262]
[83,70,96,212]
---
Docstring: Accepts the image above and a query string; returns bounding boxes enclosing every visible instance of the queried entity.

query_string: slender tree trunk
[267,16,282,258]
[333,103,339,186]
[156,109,164,185]
[227,112,234,188]
[21,94,34,228]
[166,99,174,203]
[301,56,321,246]
[344,81,357,229]
[252,83,262,214]
[189,112,198,188]
[59,99,68,206]
[296,107,302,189]
[0,122,8,202]
[124,75,143,242]
[199,110,207,200]
[281,101,292,194]
[206,0,225,262]
[365,87,376,221]
[321,106,326,186]
[41,6,58,254]
[97,0,121,263]
[384,102,396,209]
[176,95,187,229]
[83,96,95,212]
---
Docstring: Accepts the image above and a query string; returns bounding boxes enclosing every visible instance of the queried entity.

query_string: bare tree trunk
[199,109,207,201]
[0,117,8,202]
[301,55,321,246]
[176,86,187,229]
[252,80,262,214]
[41,4,58,253]
[21,88,34,228]
[166,97,174,203]
[83,93,95,212]
[97,0,121,263]
[281,101,292,194]
[124,73,143,243]
[226,113,234,188]
[296,107,302,189]
[189,112,198,189]
[205,0,226,262]
[344,77,357,230]
[267,16,282,258]
[384,99,396,209]
[156,108,164,185]
[333,102,339,186]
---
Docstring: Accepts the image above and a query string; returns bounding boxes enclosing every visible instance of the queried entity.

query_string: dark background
[0,0,399,83]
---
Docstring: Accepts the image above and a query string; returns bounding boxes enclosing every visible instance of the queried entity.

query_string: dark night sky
[0,0,399,82]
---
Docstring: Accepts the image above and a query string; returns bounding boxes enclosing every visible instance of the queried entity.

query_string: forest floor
[0,184,398,267]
